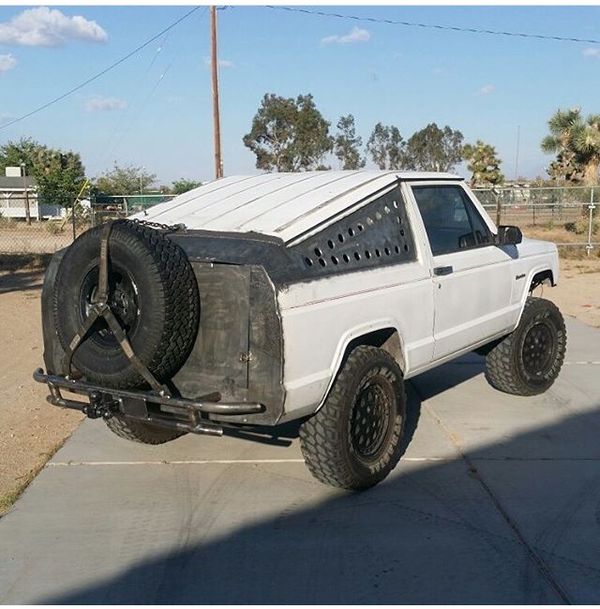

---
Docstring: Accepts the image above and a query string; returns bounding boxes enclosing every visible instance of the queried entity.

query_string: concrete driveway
[1,318,599,604]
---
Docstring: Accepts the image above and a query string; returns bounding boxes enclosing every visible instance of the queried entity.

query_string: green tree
[334,114,365,170]
[171,179,202,194]
[0,137,86,207]
[243,93,333,172]
[403,123,464,172]
[95,163,156,195]
[462,140,504,187]
[366,122,405,169]
[541,107,600,185]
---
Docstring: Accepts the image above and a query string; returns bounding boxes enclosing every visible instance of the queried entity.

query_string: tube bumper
[33,368,265,437]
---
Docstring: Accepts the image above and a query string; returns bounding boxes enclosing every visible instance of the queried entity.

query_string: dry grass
[0,219,90,255]
[522,224,600,260]
[0,442,59,516]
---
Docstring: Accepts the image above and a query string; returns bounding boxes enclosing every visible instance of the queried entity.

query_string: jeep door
[405,181,516,360]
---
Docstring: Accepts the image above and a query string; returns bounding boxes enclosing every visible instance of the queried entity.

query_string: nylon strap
[95,221,113,305]
[103,308,166,394]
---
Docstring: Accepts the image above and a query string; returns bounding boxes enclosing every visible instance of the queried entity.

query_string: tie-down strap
[61,221,169,396]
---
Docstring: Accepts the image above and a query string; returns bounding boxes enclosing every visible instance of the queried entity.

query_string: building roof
[133,170,461,242]
[0,176,37,190]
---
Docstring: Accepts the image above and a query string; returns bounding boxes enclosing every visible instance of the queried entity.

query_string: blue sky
[0,4,599,185]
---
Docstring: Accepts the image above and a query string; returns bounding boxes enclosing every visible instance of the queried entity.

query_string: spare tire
[53,220,200,389]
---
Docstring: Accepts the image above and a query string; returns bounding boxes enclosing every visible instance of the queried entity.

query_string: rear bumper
[33,368,265,436]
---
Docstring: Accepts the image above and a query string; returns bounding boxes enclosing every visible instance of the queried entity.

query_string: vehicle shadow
[41,382,600,603]
[0,269,44,294]
[222,353,486,448]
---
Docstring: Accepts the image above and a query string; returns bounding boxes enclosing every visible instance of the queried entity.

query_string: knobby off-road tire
[485,296,566,396]
[105,415,184,445]
[53,220,200,390]
[299,345,407,490]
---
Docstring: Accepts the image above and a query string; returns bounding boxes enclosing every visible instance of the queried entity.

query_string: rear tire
[485,297,566,396]
[299,346,406,490]
[105,416,184,445]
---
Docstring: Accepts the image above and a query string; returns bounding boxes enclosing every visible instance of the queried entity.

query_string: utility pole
[514,125,521,183]
[210,6,223,179]
[20,162,31,225]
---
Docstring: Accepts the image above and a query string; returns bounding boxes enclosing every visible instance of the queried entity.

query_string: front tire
[299,346,406,490]
[485,297,566,396]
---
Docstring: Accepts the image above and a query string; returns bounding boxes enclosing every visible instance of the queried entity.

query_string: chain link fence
[0,194,176,256]
[0,186,598,257]
[473,186,598,255]
[89,193,175,226]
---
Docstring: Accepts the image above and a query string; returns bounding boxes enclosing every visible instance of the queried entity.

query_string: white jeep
[35,171,566,489]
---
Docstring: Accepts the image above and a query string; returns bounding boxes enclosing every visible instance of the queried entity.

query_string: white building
[0,167,64,220]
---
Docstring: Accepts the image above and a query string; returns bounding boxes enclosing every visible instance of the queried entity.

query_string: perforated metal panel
[292,186,416,277]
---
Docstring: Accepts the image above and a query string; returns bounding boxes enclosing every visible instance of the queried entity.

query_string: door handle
[433,265,453,276]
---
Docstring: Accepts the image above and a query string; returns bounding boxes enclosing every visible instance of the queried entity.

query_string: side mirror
[496,225,522,246]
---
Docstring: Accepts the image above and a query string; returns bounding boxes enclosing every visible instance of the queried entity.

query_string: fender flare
[314,319,406,412]
[515,264,557,327]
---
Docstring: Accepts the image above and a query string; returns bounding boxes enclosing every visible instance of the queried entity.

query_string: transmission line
[265,5,600,45]
[0,6,204,132]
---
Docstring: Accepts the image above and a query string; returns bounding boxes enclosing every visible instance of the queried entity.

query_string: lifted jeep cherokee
[35,171,566,489]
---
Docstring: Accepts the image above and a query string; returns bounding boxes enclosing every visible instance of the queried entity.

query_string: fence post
[495,189,502,226]
[587,188,596,257]
[71,201,77,242]
[90,192,96,227]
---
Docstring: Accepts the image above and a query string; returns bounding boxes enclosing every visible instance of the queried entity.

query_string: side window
[465,197,493,247]
[412,185,492,256]
[294,186,416,277]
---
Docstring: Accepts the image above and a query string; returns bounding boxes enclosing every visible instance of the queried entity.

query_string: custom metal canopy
[132,170,462,243]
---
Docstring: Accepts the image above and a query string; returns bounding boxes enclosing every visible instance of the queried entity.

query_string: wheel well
[530,269,554,292]
[342,328,405,373]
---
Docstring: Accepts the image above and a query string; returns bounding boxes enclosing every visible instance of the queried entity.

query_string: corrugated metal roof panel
[133,170,460,242]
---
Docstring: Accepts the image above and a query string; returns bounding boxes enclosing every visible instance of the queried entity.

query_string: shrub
[564,216,599,235]
[0,213,16,229]
[45,220,64,235]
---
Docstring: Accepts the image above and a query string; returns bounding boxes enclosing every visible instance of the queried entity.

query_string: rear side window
[294,186,416,277]
[412,185,492,256]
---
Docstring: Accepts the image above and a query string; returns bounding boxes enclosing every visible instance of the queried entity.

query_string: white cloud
[321,26,370,45]
[0,53,17,73]
[203,57,234,68]
[476,84,496,96]
[85,96,127,112]
[583,47,600,58]
[0,7,107,47]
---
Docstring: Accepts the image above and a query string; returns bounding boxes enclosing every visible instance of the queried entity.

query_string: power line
[0,6,204,132]
[265,5,600,46]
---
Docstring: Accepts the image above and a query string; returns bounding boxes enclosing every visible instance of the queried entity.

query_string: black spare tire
[53,220,199,389]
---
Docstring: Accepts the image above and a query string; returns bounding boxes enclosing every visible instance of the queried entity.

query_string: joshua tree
[462,140,504,187]
[541,108,600,185]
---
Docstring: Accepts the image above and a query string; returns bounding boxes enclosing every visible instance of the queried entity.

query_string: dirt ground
[0,256,598,516]
[0,271,82,515]
[540,258,600,328]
